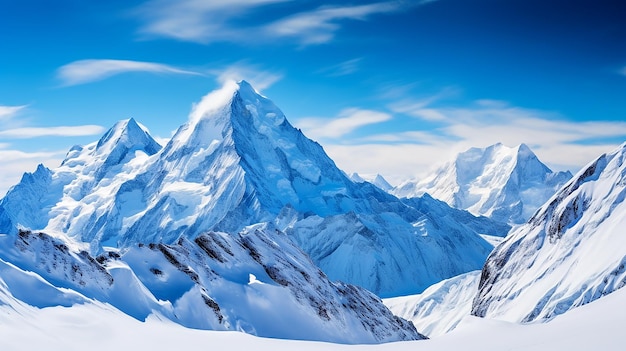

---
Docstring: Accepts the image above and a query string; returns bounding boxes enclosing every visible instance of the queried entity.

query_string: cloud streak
[315,97,626,184]
[0,125,106,138]
[134,0,415,45]
[263,2,400,44]
[296,108,391,139]
[318,58,362,77]
[0,105,27,121]
[57,59,201,86]
[135,0,291,43]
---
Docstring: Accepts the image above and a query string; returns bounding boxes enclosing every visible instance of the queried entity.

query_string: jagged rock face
[0,227,424,343]
[471,142,626,323]
[0,81,497,297]
[394,143,572,225]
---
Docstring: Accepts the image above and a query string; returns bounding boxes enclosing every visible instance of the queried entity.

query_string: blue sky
[1,0,626,193]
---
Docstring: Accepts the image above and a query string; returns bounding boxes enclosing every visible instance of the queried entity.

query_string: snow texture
[384,271,481,338]
[1,268,625,350]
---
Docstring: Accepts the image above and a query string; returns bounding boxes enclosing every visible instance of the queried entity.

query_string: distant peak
[95,118,161,155]
[517,143,531,152]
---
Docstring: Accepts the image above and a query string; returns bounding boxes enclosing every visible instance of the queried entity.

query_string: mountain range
[0,81,505,298]
[1,80,625,346]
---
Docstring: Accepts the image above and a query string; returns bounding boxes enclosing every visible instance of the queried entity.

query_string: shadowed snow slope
[0,81,497,297]
[0,227,423,343]
[472,142,626,322]
[394,143,572,225]
[1,269,626,350]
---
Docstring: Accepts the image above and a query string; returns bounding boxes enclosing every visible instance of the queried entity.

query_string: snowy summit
[394,143,572,225]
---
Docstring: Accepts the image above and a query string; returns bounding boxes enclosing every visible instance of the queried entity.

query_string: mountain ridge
[0,80,499,297]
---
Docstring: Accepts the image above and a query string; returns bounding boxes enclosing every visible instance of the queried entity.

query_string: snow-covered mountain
[350,172,394,192]
[393,143,572,225]
[0,80,498,297]
[0,226,423,343]
[471,141,626,322]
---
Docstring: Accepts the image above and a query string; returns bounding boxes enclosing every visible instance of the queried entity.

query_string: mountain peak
[394,142,572,224]
[95,118,160,154]
[59,118,162,183]
[235,79,260,96]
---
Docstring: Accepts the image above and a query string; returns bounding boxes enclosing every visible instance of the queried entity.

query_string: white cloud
[318,58,362,77]
[211,63,283,91]
[264,2,400,44]
[135,0,291,43]
[388,87,460,121]
[315,98,626,183]
[0,125,106,138]
[296,108,392,139]
[134,0,421,45]
[57,59,201,86]
[0,105,27,121]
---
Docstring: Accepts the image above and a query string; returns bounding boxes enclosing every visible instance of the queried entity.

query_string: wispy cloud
[0,125,106,138]
[388,87,460,121]
[296,108,391,139]
[0,105,27,121]
[134,0,420,45]
[57,59,201,86]
[314,95,626,184]
[263,2,401,45]
[211,62,283,91]
[318,58,362,77]
[134,0,291,43]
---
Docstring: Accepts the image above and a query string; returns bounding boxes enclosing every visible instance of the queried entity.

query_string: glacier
[393,143,572,225]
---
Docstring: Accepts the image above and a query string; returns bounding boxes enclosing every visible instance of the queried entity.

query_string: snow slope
[0,227,422,343]
[384,271,481,338]
[0,80,497,297]
[1,269,625,351]
[394,143,572,225]
[472,142,626,322]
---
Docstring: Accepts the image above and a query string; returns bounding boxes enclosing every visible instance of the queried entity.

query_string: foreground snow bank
[1,281,624,351]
